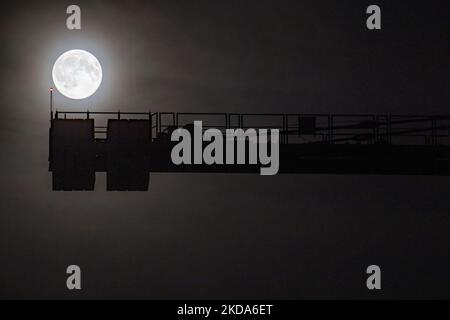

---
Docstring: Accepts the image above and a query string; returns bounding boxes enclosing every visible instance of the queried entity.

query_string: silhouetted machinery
[106,120,150,191]
[50,117,151,191]
[49,111,450,191]
[51,119,96,191]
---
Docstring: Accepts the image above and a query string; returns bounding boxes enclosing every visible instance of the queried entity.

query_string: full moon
[52,49,102,100]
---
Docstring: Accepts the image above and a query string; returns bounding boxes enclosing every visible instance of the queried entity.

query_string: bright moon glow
[52,49,102,100]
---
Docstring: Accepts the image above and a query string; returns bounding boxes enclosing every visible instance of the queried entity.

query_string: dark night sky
[0,0,449,299]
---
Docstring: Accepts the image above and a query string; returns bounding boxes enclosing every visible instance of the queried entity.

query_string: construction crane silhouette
[48,110,450,191]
